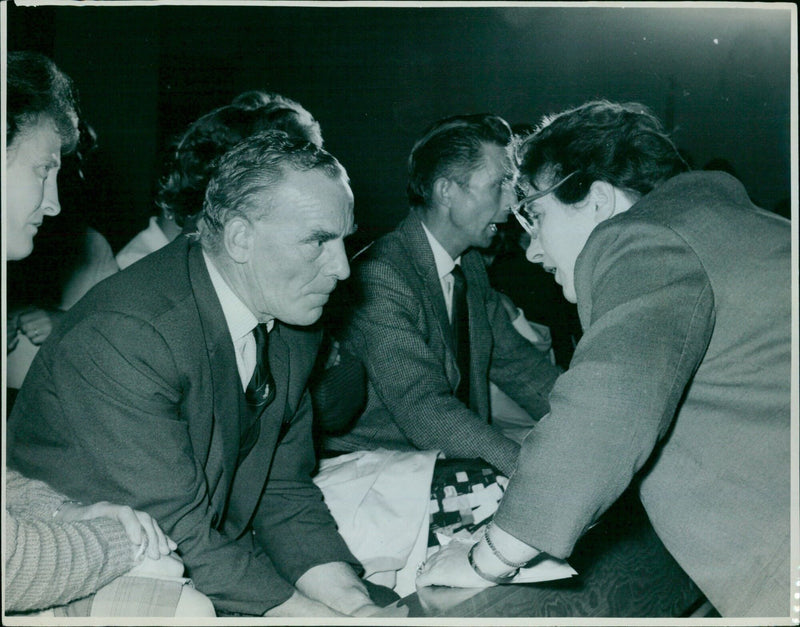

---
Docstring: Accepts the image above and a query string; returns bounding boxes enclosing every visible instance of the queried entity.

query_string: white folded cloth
[314,448,438,596]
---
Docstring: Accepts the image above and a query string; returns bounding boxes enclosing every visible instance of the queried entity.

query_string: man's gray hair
[196,130,347,253]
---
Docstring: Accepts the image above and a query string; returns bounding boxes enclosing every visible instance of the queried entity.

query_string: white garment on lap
[314,448,438,597]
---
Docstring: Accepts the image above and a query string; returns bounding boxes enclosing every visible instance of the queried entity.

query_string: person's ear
[588,180,617,223]
[223,217,253,263]
[432,176,455,209]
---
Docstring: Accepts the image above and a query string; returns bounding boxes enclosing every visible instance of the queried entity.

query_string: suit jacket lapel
[401,214,458,358]
[225,323,291,536]
[187,241,242,502]
[265,323,291,433]
[395,221,492,416]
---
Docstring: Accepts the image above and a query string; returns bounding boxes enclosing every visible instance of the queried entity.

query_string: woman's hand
[55,501,177,560]
[415,541,495,589]
[17,307,64,345]
[418,525,542,589]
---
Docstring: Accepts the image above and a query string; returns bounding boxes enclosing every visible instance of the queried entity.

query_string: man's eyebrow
[303,229,342,243]
[302,222,358,243]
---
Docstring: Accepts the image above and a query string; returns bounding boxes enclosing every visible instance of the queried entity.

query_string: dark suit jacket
[326,212,561,475]
[494,172,790,616]
[8,237,357,615]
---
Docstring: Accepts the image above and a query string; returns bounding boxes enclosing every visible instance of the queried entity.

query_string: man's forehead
[268,168,353,219]
[279,166,347,192]
[471,143,514,180]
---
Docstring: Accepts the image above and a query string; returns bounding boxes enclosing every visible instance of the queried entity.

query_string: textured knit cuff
[7,472,71,520]
[87,517,138,576]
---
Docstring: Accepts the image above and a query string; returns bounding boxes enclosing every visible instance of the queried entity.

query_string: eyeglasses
[510,171,578,238]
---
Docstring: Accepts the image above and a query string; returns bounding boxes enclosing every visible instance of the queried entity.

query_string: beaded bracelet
[484,522,530,569]
[467,543,518,585]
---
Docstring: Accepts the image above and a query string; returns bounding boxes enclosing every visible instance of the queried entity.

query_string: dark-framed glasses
[510,171,578,237]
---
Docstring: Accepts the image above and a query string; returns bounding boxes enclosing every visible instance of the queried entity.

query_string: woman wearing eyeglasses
[417,100,790,618]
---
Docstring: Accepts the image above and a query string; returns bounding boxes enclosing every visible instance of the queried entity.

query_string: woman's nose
[41,171,61,216]
[525,237,544,264]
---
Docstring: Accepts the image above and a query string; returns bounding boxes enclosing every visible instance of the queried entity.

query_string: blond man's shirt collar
[421,221,462,321]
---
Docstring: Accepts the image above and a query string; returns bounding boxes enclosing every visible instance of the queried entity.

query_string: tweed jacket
[326,212,560,475]
[494,172,791,617]
[8,236,357,616]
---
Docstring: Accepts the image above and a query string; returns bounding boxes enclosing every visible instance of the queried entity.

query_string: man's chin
[479,232,497,249]
[284,307,325,327]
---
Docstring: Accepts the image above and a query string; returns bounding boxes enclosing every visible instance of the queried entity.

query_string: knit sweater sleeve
[5,469,136,613]
[5,513,135,613]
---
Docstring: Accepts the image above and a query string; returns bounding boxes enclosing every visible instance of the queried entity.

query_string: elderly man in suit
[8,131,399,618]
[325,114,561,476]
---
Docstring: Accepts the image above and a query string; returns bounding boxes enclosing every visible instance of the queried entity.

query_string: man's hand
[55,501,177,560]
[295,561,376,615]
[264,567,410,618]
[263,591,347,617]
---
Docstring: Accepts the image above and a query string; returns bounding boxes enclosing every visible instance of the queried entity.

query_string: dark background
[7,2,793,254]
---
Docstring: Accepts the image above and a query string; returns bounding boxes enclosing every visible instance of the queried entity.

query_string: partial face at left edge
[5,120,63,260]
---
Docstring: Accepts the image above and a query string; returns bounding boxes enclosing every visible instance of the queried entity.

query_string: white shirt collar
[421,221,460,279]
[202,251,262,341]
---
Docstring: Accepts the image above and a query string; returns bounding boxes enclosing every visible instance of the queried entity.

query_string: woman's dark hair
[7,51,79,153]
[516,100,689,203]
